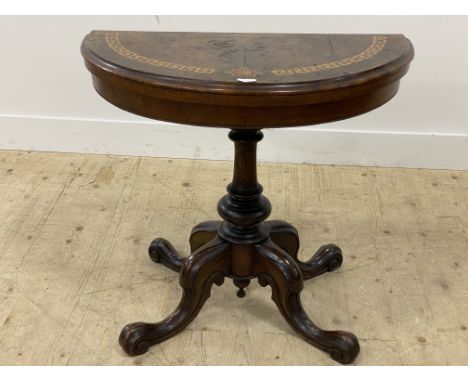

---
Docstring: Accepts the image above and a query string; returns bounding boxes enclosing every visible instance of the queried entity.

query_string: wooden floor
[1,149,467,365]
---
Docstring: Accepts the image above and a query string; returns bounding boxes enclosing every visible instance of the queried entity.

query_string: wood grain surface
[1,149,467,365]
[82,31,411,86]
[81,31,413,128]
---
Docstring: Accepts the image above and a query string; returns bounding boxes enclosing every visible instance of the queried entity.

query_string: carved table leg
[189,220,222,252]
[268,220,300,256]
[267,220,343,280]
[148,220,222,272]
[120,236,230,355]
[148,238,184,272]
[253,238,360,364]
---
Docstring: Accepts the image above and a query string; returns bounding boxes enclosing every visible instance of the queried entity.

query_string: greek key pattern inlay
[272,36,387,76]
[104,32,387,79]
[105,32,216,74]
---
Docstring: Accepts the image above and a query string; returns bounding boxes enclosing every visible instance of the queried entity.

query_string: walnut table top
[81,31,414,128]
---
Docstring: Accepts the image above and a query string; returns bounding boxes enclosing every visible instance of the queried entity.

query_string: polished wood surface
[81,31,413,128]
[81,30,413,364]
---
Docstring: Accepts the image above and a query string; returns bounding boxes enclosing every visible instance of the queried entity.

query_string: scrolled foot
[299,244,343,280]
[119,322,151,356]
[148,238,184,272]
[326,330,360,365]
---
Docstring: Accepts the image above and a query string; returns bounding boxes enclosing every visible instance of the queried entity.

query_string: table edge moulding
[81,31,414,128]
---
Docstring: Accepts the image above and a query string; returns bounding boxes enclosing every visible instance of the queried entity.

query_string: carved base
[120,220,359,364]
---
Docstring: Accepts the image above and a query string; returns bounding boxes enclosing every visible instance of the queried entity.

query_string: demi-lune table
[81,31,413,364]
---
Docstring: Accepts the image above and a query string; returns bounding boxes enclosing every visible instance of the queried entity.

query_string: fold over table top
[81,31,414,128]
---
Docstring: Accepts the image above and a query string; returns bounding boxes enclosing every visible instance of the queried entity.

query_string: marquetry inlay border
[104,32,387,78]
[272,36,388,76]
[105,32,216,74]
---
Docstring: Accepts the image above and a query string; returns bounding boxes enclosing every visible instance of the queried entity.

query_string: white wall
[1,16,468,169]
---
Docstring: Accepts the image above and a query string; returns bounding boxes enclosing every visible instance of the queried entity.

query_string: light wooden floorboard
[0,149,467,365]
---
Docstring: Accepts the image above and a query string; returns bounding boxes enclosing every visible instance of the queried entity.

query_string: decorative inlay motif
[105,32,216,74]
[228,67,257,77]
[103,32,388,79]
[272,36,387,76]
